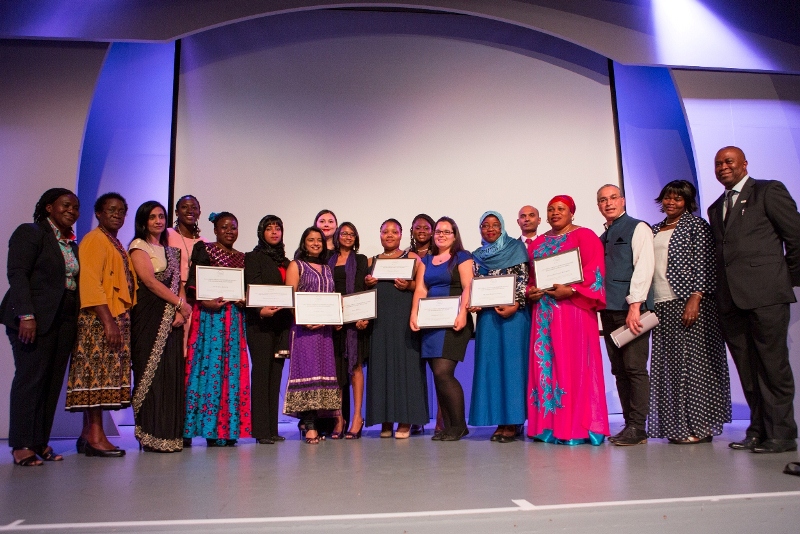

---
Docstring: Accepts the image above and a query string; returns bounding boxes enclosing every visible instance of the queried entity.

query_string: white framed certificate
[371,258,415,280]
[294,292,343,326]
[246,284,294,308]
[470,274,516,307]
[417,296,460,329]
[533,248,583,291]
[196,266,245,301]
[342,289,377,324]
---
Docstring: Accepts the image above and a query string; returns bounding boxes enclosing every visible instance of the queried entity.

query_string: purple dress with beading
[283,260,341,416]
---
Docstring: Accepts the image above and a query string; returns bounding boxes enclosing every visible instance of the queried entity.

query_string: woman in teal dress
[468,211,530,443]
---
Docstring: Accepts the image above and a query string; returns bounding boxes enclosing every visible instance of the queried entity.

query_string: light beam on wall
[651,0,774,71]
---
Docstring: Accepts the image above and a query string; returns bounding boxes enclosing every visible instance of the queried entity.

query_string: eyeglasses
[434,230,454,236]
[597,195,621,205]
[339,232,356,238]
[480,223,501,230]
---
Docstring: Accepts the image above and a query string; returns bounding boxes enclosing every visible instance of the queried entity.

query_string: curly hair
[33,188,76,224]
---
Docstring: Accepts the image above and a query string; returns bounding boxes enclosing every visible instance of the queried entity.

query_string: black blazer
[243,250,293,336]
[707,177,800,311]
[651,211,716,299]
[0,221,78,334]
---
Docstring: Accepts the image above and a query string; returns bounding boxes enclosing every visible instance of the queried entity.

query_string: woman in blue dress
[467,211,530,443]
[410,216,473,441]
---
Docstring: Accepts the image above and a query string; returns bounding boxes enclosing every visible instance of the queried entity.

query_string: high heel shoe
[84,443,125,458]
[439,426,469,442]
[410,424,425,435]
[330,420,346,440]
[395,424,412,439]
[11,448,43,467]
[76,436,87,454]
[345,420,364,440]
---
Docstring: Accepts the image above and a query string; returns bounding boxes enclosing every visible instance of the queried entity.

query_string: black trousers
[600,309,651,429]
[7,291,77,449]
[246,329,286,439]
[718,302,797,440]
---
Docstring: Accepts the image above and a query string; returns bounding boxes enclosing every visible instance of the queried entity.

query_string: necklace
[663,220,678,227]
[548,224,575,237]
[381,249,401,257]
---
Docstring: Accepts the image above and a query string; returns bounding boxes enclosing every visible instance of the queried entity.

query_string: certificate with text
[470,274,516,307]
[196,266,245,301]
[533,248,583,291]
[417,296,461,329]
[294,292,343,326]
[342,289,377,324]
[246,284,294,308]
[371,258,415,280]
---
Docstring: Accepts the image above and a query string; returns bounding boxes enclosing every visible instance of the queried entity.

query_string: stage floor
[1,418,799,533]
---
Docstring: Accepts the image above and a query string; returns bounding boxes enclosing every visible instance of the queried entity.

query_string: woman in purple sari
[284,227,342,444]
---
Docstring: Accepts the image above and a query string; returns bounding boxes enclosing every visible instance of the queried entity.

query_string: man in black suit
[708,146,800,453]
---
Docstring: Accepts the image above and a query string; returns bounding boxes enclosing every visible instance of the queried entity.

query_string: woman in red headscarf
[525,195,610,445]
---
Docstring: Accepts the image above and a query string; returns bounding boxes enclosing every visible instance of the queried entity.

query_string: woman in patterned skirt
[66,192,136,457]
[648,180,731,443]
[284,226,342,444]
[184,211,251,447]
[129,201,193,452]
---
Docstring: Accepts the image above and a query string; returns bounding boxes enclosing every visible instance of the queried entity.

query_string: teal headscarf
[472,211,529,271]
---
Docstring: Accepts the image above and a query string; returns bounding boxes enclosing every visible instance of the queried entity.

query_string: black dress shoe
[84,443,125,458]
[728,436,761,450]
[752,439,797,454]
[270,435,286,442]
[612,426,647,446]
[256,438,275,445]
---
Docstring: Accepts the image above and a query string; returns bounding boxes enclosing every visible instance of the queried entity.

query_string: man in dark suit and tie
[708,146,800,453]
[517,205,540,256]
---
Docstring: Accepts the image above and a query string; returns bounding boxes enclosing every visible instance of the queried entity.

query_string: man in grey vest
[597,184,655,446]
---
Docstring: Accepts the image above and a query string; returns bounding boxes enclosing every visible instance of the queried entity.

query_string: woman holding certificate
[327,223,370,439]
[245,215,293,445]
[184,211,251,447]
[468,211,530,443]
[365,219,428,439]
[284,226,341,445]
[129,201,192,452]
[526,195,609,445]
[648,180,730,444]
[65,193,136,457]
[410,217,474,441]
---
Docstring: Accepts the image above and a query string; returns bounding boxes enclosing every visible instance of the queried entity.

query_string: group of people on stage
[5,145,800,465]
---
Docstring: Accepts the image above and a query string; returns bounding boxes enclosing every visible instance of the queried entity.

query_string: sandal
[11,448,43,467]
[330,419,346,440]
[305,429,321,445]
[33,445,63,462]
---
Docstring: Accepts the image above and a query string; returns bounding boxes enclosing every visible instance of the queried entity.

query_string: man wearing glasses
[597,184,654,446]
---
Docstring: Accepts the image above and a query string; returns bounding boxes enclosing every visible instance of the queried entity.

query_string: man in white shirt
[597,184,655,446]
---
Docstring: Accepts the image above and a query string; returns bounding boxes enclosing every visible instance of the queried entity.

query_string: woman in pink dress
[526,195,609,445]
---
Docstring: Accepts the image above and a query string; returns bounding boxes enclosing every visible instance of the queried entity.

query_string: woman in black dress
[245,215,293,444]
[2,188,80,466]
[365,219,428,439]
[327,222,370,438]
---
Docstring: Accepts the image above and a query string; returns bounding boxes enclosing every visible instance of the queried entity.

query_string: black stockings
[429,358,466,431]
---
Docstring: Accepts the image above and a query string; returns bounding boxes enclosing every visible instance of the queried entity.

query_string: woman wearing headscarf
[245,215,293,444]
[526,195,609,445]
[467,211,530,443]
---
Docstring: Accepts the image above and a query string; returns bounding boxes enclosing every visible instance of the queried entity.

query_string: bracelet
[18,314,35,321]
[690,291,703,298]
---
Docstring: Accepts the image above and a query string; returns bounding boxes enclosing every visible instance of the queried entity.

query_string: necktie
[525,237,534,257]
[724,190,736,224]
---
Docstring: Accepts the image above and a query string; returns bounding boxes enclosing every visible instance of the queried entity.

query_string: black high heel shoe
[84,443,125,458]
[439,426,469,442]
[76,436,87,454]
[330,420,346,440]
[11,448,43,467]
[345,421,364,440]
